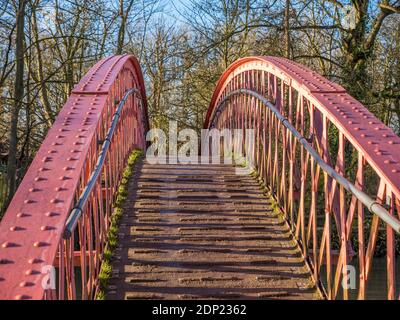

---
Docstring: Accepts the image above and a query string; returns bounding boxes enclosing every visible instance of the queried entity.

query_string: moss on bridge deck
[106,159,321,300]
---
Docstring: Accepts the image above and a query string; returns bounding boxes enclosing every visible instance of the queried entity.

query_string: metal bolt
[33,241,48,247]
[28,258,42,264]
[17,212,29,218]
[19,281,34,287]
[25,269,40,275]
[45,212,58,217]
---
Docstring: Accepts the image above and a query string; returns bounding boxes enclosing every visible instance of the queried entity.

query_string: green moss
[96,149,143,300]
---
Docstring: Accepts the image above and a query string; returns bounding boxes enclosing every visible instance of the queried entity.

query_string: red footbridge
[0,55,399,300]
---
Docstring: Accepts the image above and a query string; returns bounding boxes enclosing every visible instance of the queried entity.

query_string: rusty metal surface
[107,159,320,300]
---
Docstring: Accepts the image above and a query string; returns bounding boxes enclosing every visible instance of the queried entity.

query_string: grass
[96,149,143,300]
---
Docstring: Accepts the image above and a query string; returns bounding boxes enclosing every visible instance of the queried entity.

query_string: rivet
[361,134,366,138]
[33,241,48,247]
[39,167,49,172]
[19,281,34,287]
[52,142,61,146]
[382,134,389,138]
[15,295,31,300]
[348,121,353,124]
[45,212,58,217]
[50,198,60,204]
[354,127,360,131]
[59,176,68,180]
[9,226,24,232]
[17,212,30,218]
[374,127,380,131]
[40,226,52,231]
[29,188,39,192]
[67,157,78,161]
[25,269,40,275]
[24,199,34,204]
[55,187,65,192]
[42,157,51,162]
[34,177,46,182]
[2,242,18,248]
[392,169,399,173]
[70,149,80,153]
[367,141,374,145]
[48,150,57,154]
[73,142,82,146]
[28,258,42,264]
[388,141,395,145]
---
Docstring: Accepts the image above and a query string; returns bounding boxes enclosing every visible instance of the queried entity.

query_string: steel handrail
[63,88,142,238]
[212,88,400,233]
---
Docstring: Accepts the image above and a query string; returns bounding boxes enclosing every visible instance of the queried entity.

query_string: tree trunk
[7,0,27,204]
[117,0,127,54]
[284,0,290,58]
[116,0,135,55]
[32,5,54,127]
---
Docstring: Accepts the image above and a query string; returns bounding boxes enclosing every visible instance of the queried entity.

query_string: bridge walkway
[107,158,321,300]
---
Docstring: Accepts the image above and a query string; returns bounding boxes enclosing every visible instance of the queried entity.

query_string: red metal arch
[205,56,400,200]
[204,56,400,299]
[0,54,148,300]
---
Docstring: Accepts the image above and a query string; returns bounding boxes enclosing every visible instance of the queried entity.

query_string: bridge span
[107,159,320,300]
[0,55,400,300]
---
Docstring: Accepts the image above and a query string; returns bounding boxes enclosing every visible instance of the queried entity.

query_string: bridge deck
[107,159,321,300]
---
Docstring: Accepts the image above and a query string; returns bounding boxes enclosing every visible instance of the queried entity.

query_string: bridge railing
[205,56,400,300]
[0,55,148,300]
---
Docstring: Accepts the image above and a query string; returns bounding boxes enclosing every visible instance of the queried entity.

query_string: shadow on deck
[107,158,322,300]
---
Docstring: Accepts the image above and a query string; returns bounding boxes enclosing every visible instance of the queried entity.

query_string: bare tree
[7,0,27,203]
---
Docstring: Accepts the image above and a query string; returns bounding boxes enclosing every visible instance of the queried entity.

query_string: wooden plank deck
[107,159,321,300]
